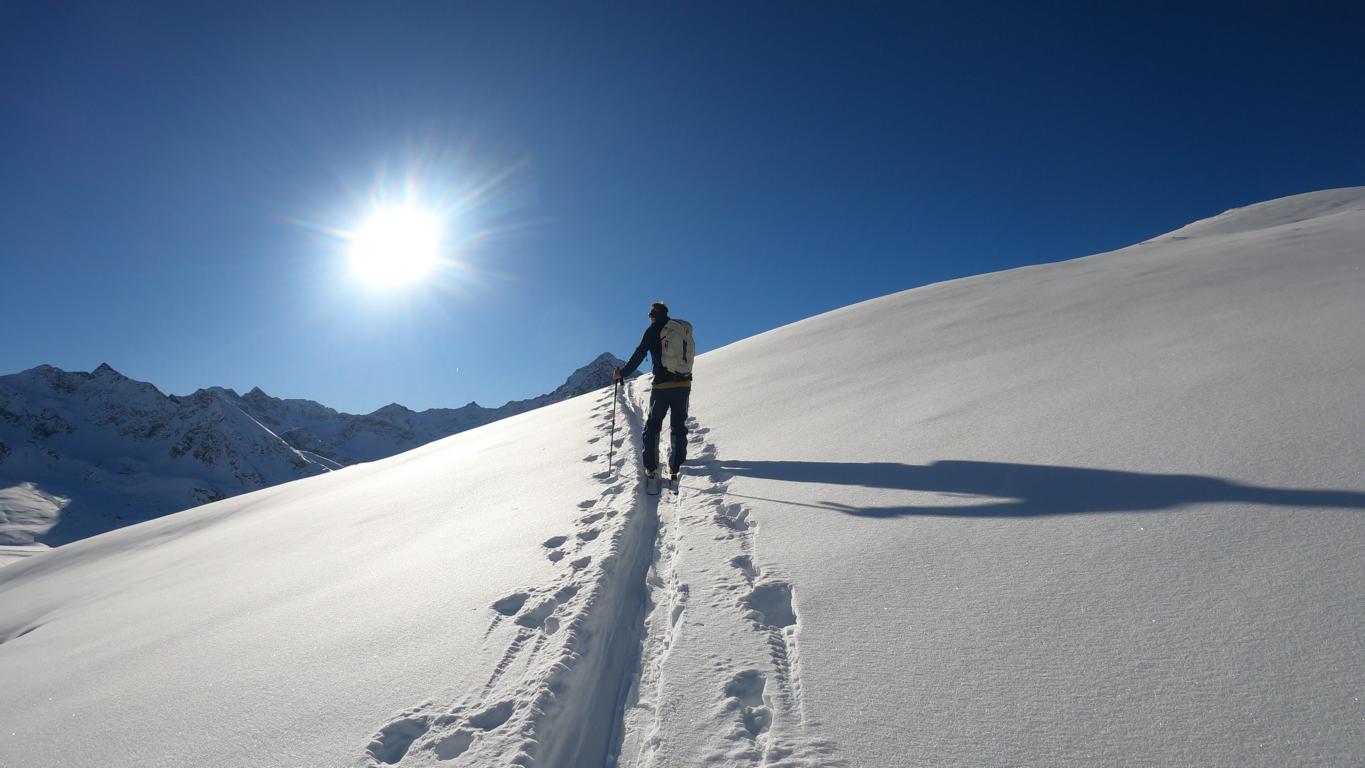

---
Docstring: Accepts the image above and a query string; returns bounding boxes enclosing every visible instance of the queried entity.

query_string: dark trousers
[643,387,690,473]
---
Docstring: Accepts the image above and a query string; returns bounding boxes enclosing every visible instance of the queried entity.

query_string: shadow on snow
[701,459,1365,518]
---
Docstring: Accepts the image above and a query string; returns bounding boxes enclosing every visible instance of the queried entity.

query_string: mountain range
[0,353,623,548]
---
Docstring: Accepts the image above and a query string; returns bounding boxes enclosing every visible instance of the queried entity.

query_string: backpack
[659,319,694,376]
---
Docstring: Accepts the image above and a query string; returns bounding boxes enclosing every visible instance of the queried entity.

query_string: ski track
[358,382,838,767]
[617,394,840,768]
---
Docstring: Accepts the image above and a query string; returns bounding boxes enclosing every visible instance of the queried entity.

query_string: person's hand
[613,367,623,383]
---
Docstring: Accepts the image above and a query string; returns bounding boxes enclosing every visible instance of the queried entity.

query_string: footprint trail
[359,382,837,766]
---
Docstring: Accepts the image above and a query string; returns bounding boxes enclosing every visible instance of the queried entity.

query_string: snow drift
[1,188,1362,767]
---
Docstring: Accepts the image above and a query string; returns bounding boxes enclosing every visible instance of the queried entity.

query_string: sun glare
[347,206,444,287]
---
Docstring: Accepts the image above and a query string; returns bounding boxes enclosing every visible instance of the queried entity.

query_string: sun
[347,206,444,286]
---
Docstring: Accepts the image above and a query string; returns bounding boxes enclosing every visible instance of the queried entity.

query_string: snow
[2,188,1364,767]
[0,482,67,545]
[0,353,622,547]
[0,403,599,767]
[0,543,50,567]
[0,365,331,545]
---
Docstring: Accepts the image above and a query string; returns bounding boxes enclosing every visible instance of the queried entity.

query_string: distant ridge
[0,353,623,547]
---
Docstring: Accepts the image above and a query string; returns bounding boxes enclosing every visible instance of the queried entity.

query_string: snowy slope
[1,188,1363,767]
[681,187,1365,767]
[0,354,623,549]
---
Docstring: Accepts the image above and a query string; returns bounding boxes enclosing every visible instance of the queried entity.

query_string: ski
[645,471,660,495]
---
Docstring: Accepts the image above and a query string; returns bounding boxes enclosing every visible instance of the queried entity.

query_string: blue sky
[3,2,1362,413]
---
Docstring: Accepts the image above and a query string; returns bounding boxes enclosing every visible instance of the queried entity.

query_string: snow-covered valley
[1,188,1363,767]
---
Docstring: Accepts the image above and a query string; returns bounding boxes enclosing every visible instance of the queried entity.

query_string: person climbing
[614,302,695,491]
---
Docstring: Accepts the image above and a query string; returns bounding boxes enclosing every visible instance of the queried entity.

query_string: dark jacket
[620,316,692,388]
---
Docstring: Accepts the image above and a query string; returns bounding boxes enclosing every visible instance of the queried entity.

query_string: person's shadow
[706,459,1365,518]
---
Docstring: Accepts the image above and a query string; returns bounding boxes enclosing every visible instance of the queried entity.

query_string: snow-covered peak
[188,385,240,401]
[5,362,164,409]
[370,402,414,417]
[91,362,125,379]
[545,352,626,402]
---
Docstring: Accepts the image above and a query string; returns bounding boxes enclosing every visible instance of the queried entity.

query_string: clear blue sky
[4,2,1362,413]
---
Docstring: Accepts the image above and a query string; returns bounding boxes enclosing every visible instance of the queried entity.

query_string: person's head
[649,302,669,321]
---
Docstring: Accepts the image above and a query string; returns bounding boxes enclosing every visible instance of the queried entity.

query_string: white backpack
[659,319,694,376]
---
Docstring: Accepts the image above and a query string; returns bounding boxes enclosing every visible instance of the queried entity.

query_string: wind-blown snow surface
[2,188,1364,767]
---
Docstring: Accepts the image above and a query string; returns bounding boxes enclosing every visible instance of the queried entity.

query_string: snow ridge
[1152,185,1365,241]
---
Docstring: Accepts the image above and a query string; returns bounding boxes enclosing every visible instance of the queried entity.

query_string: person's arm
[617,326,657,380]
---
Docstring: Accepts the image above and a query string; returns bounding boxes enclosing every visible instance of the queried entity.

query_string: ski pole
[607,381,620,475]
